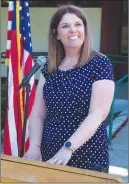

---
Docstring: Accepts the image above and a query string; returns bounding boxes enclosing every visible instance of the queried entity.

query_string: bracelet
[31,144,40,148]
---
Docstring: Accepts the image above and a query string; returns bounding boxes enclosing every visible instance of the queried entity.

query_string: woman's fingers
[23,154,41,161]
[56,160,63,165]
[46,158,57,164]
[47,158,68,165]
[62,158,69,166]
[39,157,42,161]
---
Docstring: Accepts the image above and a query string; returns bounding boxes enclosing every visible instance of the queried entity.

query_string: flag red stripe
[7,30,12,40]
[11,31,23,151]
[8,11,13,21]
[25,138,29,152]
[24,54,33,76]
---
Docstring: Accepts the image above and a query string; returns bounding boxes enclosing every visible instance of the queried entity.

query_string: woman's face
[57,13,85,49]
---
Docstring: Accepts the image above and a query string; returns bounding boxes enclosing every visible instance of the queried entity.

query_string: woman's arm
[67,79,115,150]
[23,74,47,160]
[28,74,47,147]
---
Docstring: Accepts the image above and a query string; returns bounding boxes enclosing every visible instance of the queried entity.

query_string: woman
[24,5,115,173]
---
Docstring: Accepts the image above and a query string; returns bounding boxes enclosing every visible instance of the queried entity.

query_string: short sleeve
[93,55,114,82]
[41,60,48,78]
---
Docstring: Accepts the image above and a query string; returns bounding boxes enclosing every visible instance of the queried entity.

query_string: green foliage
[2,0,9,3]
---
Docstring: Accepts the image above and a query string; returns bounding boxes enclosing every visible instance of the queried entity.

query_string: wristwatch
[64,141,75,153]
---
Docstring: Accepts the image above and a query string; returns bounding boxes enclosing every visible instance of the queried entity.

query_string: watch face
[65,141,71,148]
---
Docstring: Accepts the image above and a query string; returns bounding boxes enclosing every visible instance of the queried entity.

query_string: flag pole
[20,83,31,157]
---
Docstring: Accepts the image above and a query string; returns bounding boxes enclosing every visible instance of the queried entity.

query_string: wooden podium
[1,154,125,183]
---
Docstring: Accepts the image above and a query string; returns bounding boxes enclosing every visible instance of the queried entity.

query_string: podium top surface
[1,154,125,183]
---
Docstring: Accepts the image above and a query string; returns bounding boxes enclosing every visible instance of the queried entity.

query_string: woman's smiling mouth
[68,36,79,40]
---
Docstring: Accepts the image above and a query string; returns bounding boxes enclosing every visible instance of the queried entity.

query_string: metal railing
[106,54,128,144]
[107,53,128,145]
[1,51,48,63]
[108,74,128,144]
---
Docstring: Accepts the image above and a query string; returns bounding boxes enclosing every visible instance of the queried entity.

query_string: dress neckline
[56,54,97,73]
[57,65,81,73]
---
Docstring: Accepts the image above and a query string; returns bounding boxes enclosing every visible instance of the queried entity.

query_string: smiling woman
[48,5,93,73]
[24,5,115,174]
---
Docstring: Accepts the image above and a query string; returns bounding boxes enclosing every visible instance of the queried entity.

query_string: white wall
[83,8,102,51]
[1,7,102,53]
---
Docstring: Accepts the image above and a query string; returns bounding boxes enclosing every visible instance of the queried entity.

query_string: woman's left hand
[46,147,72,166]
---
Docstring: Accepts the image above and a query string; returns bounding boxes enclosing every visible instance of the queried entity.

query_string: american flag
[4,0,36,156]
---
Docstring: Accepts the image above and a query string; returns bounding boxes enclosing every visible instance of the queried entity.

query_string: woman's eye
[62,25,69,28]
[76,23,82,26]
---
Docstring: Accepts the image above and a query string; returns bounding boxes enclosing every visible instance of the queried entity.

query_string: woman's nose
[69,25,76,32]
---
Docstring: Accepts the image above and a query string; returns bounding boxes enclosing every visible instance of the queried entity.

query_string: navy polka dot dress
[40,53,114,173]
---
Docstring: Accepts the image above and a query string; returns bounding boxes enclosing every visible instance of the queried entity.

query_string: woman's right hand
[23,145,42,161]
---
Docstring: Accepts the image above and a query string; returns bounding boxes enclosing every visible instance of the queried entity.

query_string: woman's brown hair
[48,5,94,73]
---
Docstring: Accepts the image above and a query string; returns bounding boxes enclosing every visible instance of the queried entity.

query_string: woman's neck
[58,48,81,70]
[65,47,80,58]
[65,55,79,62]
[59,55,79,70]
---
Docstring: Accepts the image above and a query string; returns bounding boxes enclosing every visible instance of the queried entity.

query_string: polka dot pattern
[40,54,114,173]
